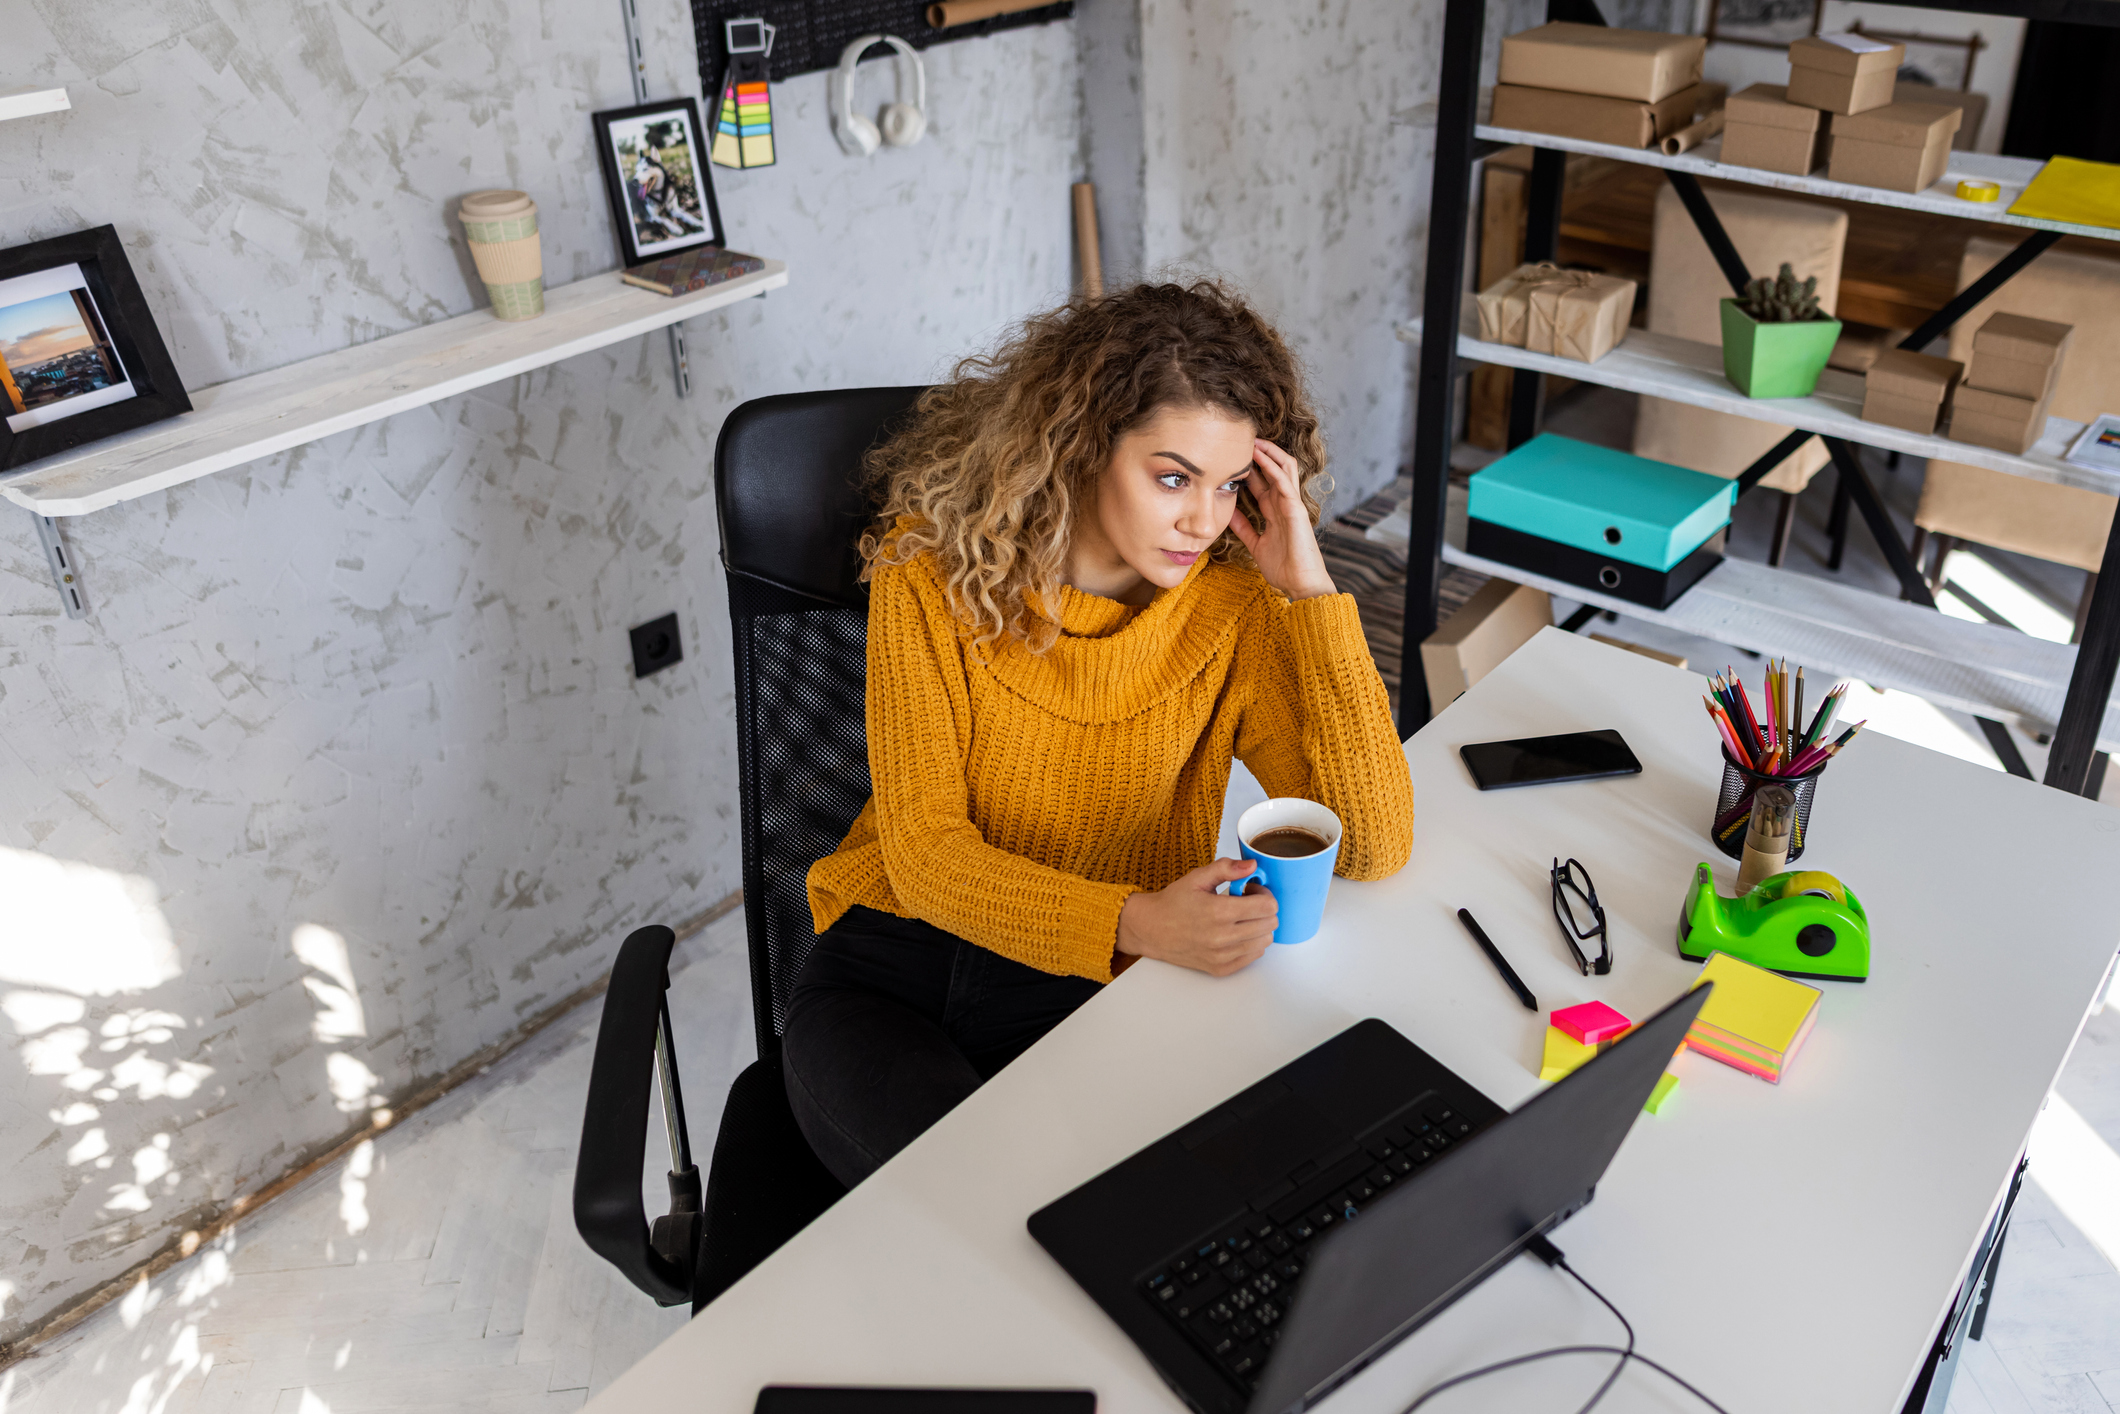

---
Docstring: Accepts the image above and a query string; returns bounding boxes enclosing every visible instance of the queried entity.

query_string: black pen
[1456,908,1539,1011]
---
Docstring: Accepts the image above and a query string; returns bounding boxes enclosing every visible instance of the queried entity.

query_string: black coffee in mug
[1248,825,1329,858]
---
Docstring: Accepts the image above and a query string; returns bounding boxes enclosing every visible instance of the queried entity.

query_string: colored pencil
[1792,667,1805,753]
[1732,678,1764,755]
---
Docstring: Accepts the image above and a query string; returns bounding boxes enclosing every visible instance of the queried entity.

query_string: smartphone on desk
[756,1391,1095,1414]
[1460,729,1642,790]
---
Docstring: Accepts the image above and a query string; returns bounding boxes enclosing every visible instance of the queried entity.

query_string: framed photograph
[1705,0,1822,50]
[0,226,190,473]
[591,98,728,269]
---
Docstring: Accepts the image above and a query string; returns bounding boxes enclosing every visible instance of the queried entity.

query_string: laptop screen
[1244,987,1711,1414]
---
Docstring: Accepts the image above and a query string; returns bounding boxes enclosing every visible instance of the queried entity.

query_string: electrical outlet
[629,612,683,678]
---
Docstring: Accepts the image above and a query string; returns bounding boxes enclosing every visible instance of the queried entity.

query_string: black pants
[782,905,1102,1187]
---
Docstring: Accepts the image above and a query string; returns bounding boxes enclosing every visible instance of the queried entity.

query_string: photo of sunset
[0,287,123,418]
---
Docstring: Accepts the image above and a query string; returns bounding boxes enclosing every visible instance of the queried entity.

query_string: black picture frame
[0,225,190,474]
[590,97,729,270]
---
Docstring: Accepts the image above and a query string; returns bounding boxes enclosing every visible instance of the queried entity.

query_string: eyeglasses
[1550,857,1610,976]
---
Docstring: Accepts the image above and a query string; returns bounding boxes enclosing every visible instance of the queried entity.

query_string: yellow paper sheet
[2007,156,2120,232]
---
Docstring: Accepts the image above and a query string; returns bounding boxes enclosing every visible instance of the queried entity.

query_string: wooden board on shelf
[1476,122,2120,245]
[0,260,789,517]
[1399,315,2114,497]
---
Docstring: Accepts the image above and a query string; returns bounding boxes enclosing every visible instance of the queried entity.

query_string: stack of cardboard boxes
[1951,313,2074,454]
[1492,23,1706,150]
[1717,32,1961,192]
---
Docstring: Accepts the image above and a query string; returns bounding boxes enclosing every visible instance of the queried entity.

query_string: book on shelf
[621,246,766,297]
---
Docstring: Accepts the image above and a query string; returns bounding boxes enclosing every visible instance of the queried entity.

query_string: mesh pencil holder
[1711,747,1826,862]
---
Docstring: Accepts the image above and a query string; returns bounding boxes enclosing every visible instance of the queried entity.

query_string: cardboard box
[1721,121,1827,175]
[1967,311,2073,397]
[1894,81,1987,150]
[1491,83,1700,149]
[1498,23,1705,103]
[1826,102,1961,193]
[1635,183,1844,495]
[1918,234,2120,573]
[1419,577,1552,707]
[1863,390,1952,434]
[1787,33,1905,116]
[1526,271,1636,362]
[1951,383,2049,454]
[1863,343,1962,435]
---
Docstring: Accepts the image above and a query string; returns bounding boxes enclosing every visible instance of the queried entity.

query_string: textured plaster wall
[0,0,1078,1346]
[1135,0,1540,506]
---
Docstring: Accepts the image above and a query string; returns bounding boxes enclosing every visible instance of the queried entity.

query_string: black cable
[1395,1240,1732,1414]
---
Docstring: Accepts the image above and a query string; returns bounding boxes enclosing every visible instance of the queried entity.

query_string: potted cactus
[1720,264,1843,399]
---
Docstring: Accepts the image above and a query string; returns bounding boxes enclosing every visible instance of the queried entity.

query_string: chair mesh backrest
[715,387,928,1056]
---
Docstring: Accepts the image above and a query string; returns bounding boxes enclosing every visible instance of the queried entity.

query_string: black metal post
[1898,231,2062,352]
[1827,470,1852,573]
[2042,496,2120,793]
[1397,0,1486,737]
[1665,172,1751,295]
[1506,146,1569,449]
[1734,428,1816,498]
[1823,439,1928,603]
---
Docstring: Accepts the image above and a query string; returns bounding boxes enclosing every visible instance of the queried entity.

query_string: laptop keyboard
[1137,1101,1481,1393]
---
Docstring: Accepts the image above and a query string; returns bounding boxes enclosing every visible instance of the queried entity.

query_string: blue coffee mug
[1235,797,1344,944]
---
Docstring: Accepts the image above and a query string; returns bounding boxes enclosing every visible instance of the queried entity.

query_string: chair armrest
[572,924,691,1305]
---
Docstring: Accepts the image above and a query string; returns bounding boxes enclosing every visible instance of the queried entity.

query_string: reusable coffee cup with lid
[458,189,544,321]
[1233,797,1344,945]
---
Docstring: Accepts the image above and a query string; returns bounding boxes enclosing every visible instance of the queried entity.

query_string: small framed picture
[591,98,728,269]
[0,226,190,473]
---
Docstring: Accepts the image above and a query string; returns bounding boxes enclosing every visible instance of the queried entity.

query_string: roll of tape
[1957,179,2001,202]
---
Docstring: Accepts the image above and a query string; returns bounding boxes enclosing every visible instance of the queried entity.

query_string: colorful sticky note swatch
[1540,1025,1599,1082]
[1644,1071,1679,1115]
[1551,1000,1632,1046]
[1686,951,1822,1085]
[712,69,776,169]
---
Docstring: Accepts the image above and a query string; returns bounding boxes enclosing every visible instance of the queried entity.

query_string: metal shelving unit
[1397,0,2120,798]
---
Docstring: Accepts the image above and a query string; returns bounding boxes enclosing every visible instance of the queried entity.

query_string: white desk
[587,629,2120,1414]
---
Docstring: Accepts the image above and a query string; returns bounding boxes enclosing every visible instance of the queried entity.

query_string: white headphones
[832,34,927,156]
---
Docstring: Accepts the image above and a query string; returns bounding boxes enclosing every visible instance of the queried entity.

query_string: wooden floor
[6,780,2117,1412]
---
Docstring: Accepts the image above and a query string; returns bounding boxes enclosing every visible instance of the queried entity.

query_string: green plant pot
[1720,300,1842,399]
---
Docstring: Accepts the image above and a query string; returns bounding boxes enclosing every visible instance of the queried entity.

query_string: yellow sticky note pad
[1540,1025,1599,1082]
[1644,1072,1679,1115]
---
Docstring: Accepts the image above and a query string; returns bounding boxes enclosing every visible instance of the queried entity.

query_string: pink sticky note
[1551,1000,1632,1046]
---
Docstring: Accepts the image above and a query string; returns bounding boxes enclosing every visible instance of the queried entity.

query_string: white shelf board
[1371,488,2120,750]
[1396,316,2114,496]
[0,260,788,516]
[1476,122,2120,245]
[0,86,70,121]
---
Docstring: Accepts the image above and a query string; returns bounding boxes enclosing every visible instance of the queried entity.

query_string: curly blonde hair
[860,280,1329,651]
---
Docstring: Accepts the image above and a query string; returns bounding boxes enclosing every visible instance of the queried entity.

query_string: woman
[787,281,1414,1185]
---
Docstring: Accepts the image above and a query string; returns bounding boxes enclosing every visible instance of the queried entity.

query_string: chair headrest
[714,387,928,611]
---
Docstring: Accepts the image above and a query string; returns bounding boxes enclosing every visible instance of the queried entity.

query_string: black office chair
[572,387,928,1311]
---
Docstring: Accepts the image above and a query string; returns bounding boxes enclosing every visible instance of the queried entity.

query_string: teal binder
[1466,434,1734,572]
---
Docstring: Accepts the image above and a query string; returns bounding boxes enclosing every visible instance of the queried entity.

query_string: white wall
[1132,0,1540,507]
[0,0,1078,1347]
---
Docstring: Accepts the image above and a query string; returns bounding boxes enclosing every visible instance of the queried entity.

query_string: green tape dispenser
[1678,864,1870,981]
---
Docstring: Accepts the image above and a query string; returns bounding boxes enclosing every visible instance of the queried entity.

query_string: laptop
[1028,989,1710,1414]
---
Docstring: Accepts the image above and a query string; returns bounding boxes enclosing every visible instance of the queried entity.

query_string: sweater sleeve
[865,562,1136,982]
[1233,591,1415,880]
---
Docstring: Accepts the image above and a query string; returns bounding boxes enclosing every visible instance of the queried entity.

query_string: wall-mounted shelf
[1398,317,2113,496]
[1476,121,2120,245]
[0,260,788,516]
[0,86,70,122]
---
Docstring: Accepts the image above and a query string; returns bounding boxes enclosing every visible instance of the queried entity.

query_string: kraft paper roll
[1073,183,1103,299]
[1661,110,1725,156]
[927,0,1050,27]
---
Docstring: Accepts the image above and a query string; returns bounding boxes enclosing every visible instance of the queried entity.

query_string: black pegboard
[690,0,1074,86]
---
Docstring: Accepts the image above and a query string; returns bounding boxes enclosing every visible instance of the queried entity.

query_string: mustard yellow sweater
[805,549,1415,983]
